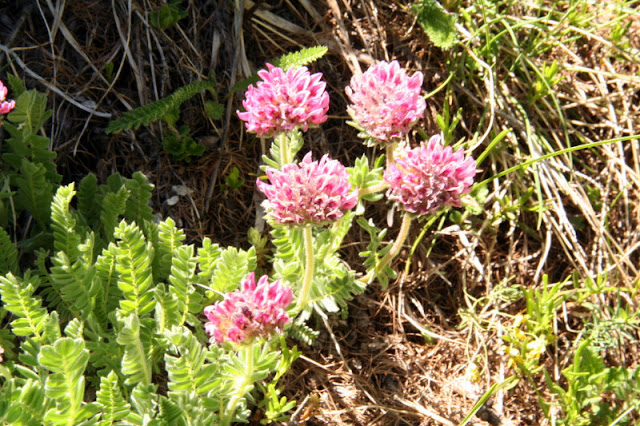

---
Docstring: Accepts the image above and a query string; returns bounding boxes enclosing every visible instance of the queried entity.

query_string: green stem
[221,345,255,426]
[358,181,390,198]
[297,225,315,310]
[386,141,397,165]
[359,212,413,284]
[276,132,290,166]
[477,134,639,187]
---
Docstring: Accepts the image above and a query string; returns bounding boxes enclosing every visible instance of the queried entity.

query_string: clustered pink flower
[237,64,330,137]
[257,152,358,226]
[204,273,293,345]
[384,135,476,216]
[346,60,426,143]
[0,80,15,115]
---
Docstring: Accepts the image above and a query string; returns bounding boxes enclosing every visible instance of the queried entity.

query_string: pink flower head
[0,80,15,115]
[346,60,426,144]
[384,135,476,216]
[237,64,330,137]
[204,273,293,345]
[257,152,358,226]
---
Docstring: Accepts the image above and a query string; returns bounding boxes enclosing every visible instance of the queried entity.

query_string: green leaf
[273,46,328,70]
[196,237,222,283]
[7,89,52,132]
[39,338,89,424]
[106,80,217,133]
[96,370,131,423]
[7,73,26,97]
[150,0,188,30]
[123,172,155,224]
[13,159,55,228]
[50,183,81,260]
[0,227,19,275]
[168,245,199,327]
[116,315,153,386]
[77,173,101,229]
[411,0,458,49]
[0,273,48,338]
[209,247,257,294]
[113,221,156,317]
[155,217,186,283]
[205,100,225,120]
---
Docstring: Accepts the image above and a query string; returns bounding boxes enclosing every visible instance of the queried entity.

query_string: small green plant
[106,79,221,162]
[150,0,188,30]
[547,340,640,425]
[411,0,458,49]
[162,125,205,163]
[223,166,244,191]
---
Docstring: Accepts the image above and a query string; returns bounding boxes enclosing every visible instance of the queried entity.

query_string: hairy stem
[359,212,413,284]
[277,132,290,166]
[221,345,255,426]
[386,141,397,164]
[297,224,315,310]
[358,181,390,198]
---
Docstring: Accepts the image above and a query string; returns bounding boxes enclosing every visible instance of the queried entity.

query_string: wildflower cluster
[257,152,358,226]
[346,60,426,143]
[207,58,477,347]
[204,273,293,345]
[236,63,329,137]
[200,57,477,423]
[384,135,476,216]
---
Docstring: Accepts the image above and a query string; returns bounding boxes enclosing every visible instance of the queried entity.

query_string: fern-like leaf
[0,273,48,338]
[49,238,97,318]
[116,314,153,386]
[0,227,19,275]
[50,183,81,260]
[158,396,187,425]
[94,242,121,327]
[274,46,328,70]
[99,185,130,242]
[127,383,159,423]
[13,159,55,228]
[38,337,93,424]
[155,217,186,283]
[106,80,216,133]
[154,283,181,333]
[113,221,156,317]
[164,326,219,396]
[209,247,257,294]
[168,246,200,327]
[77,173,101,229]
[123,172,155,224]
[96,370,131,424]
[0,379,49,424]
[195,237,222,283]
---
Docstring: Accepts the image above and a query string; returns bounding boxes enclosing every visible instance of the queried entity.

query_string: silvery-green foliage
[0,170,289,424]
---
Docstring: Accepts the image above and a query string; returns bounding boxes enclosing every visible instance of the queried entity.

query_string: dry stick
[204,0,245,212]
[0,44,112,119]
[73,0,138,155]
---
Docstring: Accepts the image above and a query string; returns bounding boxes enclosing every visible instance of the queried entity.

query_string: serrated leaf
[412,0,458,49]
[274,46,328,70]
[106,80,217,133]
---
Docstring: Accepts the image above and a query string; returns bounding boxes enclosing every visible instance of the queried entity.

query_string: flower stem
[358,181,390,198]
[277,132,290,166]
[297,224,315,310]
[221,345,255,426]
[359,212,413,284]
[386,141,397,164]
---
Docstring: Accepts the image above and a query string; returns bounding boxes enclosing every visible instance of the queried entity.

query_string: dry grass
[2,0,640,424]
